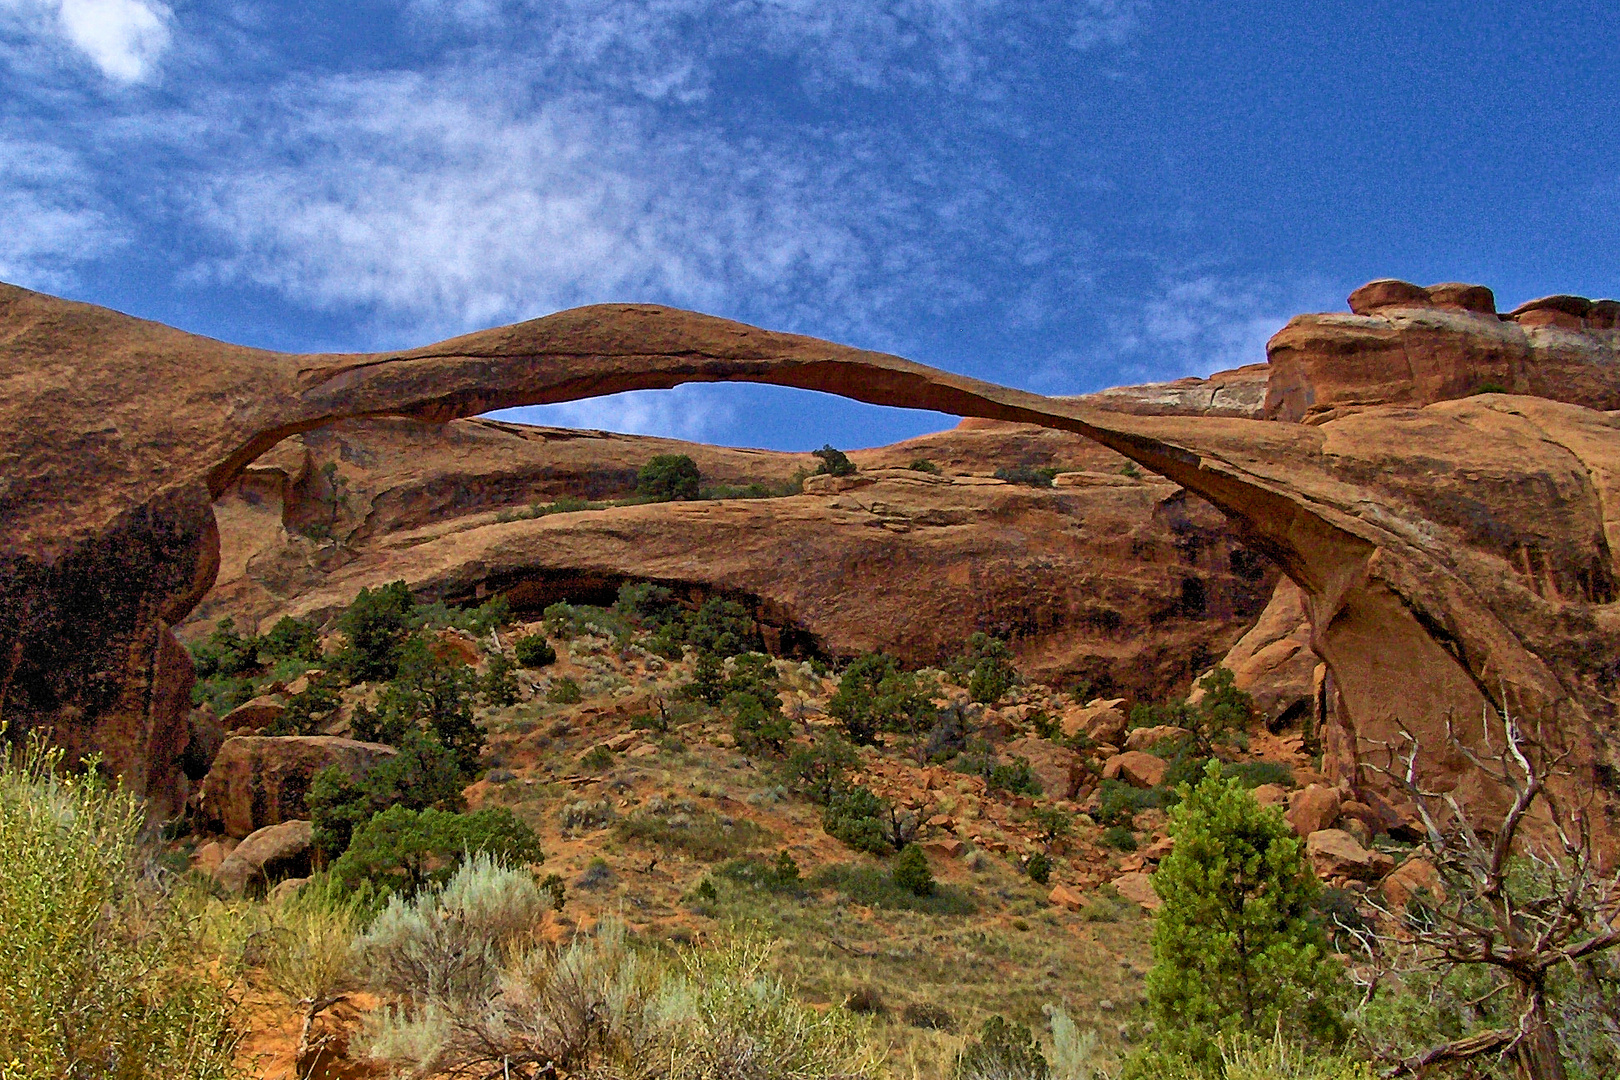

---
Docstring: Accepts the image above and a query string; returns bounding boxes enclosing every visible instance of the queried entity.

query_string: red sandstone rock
[1111,871,1162,910]
[1287,784,1342,838]
[1124,725,1189,752]
[1048,883,1085,910]
[1197,579,1317,728]
[197,735,397,838]
[1347,279,1432,314]
[1425,282,1496,314]
[1381,856,1445,911]
[1065,699,1128,743]
[1251,783,1288,809]
[215,819,313,895]
[1306,828,1394,881]
[1103,751,1168,789]
[221,695,286,732]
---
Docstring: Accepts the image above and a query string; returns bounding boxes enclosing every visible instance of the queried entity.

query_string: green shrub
[1147,763,1347,1062]
[822,785,893,855]
[1222,760,1295,789]
[827,652,936,744]
[954,1015,1049,1080]
[1096,778,1164,828]
[1102,824,1138,851]
[685,597,762,657]
[363,912,885,1079]
[188,616,259,679]
[547,676,583,704]
[578,744,614,771]
[810,863,975,915]
[0,739,237,1078]
[993,464,1058,488]
[616,581,679,625]
[308,728,468,859]
[782,732,858,804]
[614,806,772,862]
[717,851,804,895]
[989,756,1042,796]
[812,444,857,477]
[638,454,702,501]
[512,633,556,667]
[1026,851,1052,884]
[267,668,345,736]
[337,580,416,681]
[261,614,322,662]
[893,844,935,896]
[331,805,543,896]
[480,653,519,705]
[949,633,1020,703]
[908,458,941,473]
[350,634,484,773]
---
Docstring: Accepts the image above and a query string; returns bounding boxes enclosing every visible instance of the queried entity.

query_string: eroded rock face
[188,416,1274,696]
[196,735,397,838]
[4,278,1620,842]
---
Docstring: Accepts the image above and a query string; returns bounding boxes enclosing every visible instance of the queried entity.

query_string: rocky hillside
[186,413,1277,701]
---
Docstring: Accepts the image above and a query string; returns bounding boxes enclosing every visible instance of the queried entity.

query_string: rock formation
[188,414,1275,696]
[4,278,1619,840]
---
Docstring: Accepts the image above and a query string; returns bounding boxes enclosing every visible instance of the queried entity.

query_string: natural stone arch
[2,283,1611,831]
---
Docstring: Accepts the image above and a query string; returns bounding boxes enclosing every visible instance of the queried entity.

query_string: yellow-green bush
[0,739,237,1078]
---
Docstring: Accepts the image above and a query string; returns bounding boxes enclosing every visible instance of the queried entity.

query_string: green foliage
[728,691,792,753]
[266,668,344,736]
[1147,763,1347,1062]
[1096,777,1166,828]
[812,443,857,477]
[512,633,556,667]
[1026,851,1052,884]
[614,806,772,862]
[308,728,468,859]
[892,844,935,896]
[260,614,322,662]
[0,739,237,1079]
[615,581,679,625]
[330,804,542,895]
[638,453,703,501]
[822,784,894,855]
[989,756,1042,796]
[782,732,858,804]
[547,676,583,704]
[947,632,1020,703]
[1029,805,1074,846]
[717,851,805,895]
[480,653,519,705]
[827,652,937,744]
[351,634,484,773]
[993,464,1059,488]
[954,1015,1049,1080]
[1102,824,1138,851]
[908,458,941,473]
[187,615,259,678]
[687,648,727,704]
[542,601,581,638]
[810,863,975,915]
[337,580,416,681]
[1222,760,1295,789]
[685,597,762,657]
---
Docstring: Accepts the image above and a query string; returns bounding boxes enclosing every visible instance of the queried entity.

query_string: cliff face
[4,277,1620,838]
[190,415,1276,698]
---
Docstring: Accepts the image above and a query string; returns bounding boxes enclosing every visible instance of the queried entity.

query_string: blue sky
[3,0,1616,450]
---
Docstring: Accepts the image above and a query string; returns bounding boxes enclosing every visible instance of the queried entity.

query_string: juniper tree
[1147,762,1347,1061]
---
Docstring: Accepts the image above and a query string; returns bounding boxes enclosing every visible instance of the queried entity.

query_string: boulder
[1003,737,1079,798]
[1251,783,1289,809]
[1425,282,1496,314]
[1381,857,1446,911]
[1048,883,1085,910]
[1065,699,1129,743]
[197,735,397,838]
[923,837,965,859]
[1197,579,1318,728]
[1306,829,1395,882]
[192,838,235,873]
[221,695,286,732]
[1287,784,1342,838]
[215,819,313,895]
[1140,834,1174,861]
[1347,279,1432,314]
[180,704,226,782]
[1124,725,1190,752]
[1111,871,1162,910]
[1103,751,1168,789]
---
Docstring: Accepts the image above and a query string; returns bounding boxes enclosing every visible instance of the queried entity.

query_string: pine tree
[1146,762,1347,1061]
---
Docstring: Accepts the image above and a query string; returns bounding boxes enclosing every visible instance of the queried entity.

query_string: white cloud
[179,69,1005,341]
[487,384,736,442]
[0,137,124,286]
[0,0,171,82]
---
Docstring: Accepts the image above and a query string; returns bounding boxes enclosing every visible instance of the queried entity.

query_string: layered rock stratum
[4,278,1619,841]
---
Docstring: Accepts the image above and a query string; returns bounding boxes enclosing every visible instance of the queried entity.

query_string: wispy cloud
[487,384,736,442]
[0,0,171,82]
[0,136,124,286]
